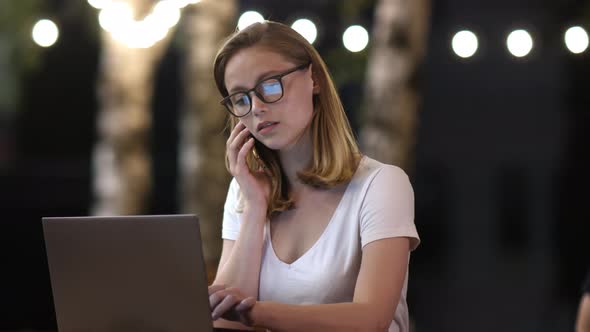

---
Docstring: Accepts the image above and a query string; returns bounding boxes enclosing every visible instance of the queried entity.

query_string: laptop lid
[42,214,213,332]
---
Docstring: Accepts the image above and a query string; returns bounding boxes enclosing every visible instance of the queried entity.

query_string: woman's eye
[261,81,282,96]
[233,95,248,106]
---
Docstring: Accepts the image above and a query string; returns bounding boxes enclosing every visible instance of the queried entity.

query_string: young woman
[208,21,420,332]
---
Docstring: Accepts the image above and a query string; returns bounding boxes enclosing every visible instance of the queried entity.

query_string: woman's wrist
[243,203,268,222]
[249,301,270,328]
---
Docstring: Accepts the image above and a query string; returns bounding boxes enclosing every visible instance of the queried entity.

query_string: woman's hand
[227,122,271,211]
[208,284,257,326]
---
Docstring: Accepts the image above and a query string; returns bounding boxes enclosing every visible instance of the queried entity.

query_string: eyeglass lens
[230,78,283,116]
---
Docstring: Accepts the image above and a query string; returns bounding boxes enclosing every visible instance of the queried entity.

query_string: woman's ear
[312,80,320,94]
[310,64,320,95]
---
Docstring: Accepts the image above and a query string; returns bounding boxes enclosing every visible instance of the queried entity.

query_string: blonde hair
[213,21,360,217]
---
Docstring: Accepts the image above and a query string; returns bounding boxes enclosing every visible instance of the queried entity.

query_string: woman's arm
[247,237,410,332]
[213,205,266,297]
[211,206,266,331]
[576,293,590,332]
[213,122,270,297]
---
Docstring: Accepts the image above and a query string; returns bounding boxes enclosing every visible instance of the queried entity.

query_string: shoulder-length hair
[213,21,360,217]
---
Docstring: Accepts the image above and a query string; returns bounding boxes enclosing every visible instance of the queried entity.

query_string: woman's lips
[257,121,278,134]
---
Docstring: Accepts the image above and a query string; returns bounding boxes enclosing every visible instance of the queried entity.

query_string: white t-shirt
[222,156,420,332]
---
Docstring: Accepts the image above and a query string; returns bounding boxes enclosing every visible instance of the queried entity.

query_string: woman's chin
[257,139,282,151]
[258,136,303,152]
[262,143,282,151]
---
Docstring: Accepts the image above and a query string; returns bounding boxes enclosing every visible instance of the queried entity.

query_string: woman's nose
[250,93,267,115]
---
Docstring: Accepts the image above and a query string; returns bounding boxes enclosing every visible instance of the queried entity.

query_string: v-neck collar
[266,156,366,267]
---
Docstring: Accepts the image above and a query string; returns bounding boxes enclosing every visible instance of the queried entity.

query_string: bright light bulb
[173,0,201,7]
[237,11,264,31]
[99,1,133,33]
[87,0,112,9]
[565,26,589,54]
[343,25,369,52]
[95,0,187,49]
[291,18,317,44]
[138,20,168,48]
[452,30,478,58]
[32,19,59,47]
[507,29,533,57]
[151,0,181,29]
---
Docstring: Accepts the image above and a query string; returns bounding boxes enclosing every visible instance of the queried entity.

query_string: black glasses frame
[220,62,311,118]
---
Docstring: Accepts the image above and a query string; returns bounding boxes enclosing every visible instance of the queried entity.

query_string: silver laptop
[42,214,213,332]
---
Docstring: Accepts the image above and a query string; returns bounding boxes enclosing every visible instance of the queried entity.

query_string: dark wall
[410,0,590,331]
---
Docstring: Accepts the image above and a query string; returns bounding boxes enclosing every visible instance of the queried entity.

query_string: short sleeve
[222,178,242,240]
[359,165,420,250]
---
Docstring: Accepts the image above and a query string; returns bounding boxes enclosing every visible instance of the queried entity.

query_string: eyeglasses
[220,62,311,118]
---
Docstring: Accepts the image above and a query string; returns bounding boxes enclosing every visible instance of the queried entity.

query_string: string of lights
[29,1,588,57]
[452,27,589,59]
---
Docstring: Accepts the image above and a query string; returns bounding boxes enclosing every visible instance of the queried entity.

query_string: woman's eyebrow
[228,69,284,94]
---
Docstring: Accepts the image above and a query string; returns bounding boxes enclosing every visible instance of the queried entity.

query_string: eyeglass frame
[220,62,311,118]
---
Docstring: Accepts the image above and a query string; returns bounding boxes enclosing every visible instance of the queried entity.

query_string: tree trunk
[360,0,430,172]
[178,0,236,269]
[92,0,176,215]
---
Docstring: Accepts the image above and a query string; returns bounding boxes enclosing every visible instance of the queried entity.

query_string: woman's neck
[278,129,313,193]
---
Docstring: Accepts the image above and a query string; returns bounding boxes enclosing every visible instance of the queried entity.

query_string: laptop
[43,214,219,332]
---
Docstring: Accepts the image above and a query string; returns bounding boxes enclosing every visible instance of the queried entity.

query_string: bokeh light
[170,0,201,8]
[237,11,264,31]
[87,0,110,10]
[507,29,533,57]
[452,30,478,58]
[98,1,133,33]
[565,26,589,54]
[291,18,317,44]
[342,25,369,52]
[149,0,181,29]
[32,19,59,48]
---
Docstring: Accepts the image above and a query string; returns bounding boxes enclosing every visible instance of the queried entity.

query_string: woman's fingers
[235,297,256,312]
[209,286,240,313]
[211,294,239,320]
[208,287,254,324]
[209,289,226,309]
[226,122,244,162]
[229,127,252,156]
[227,122,250,152]
[227,124,252,173]
[226,121,245,145]
[236,138,255,173]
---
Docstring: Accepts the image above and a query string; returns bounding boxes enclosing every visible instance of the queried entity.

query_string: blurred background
[1,0,589,331]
